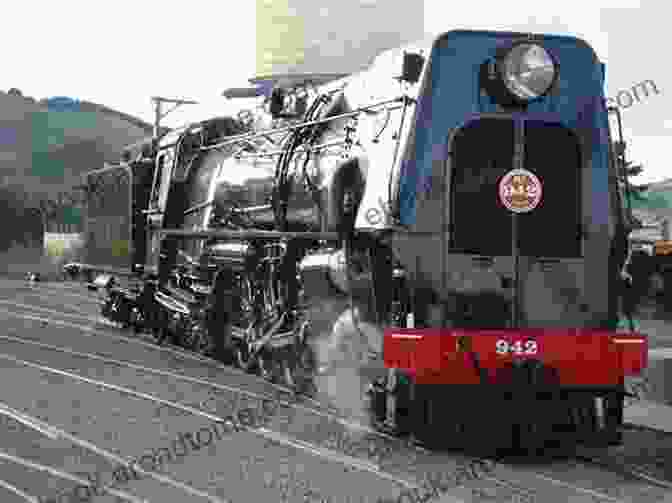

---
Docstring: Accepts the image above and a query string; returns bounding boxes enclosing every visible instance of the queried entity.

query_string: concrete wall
[44,232,84,259]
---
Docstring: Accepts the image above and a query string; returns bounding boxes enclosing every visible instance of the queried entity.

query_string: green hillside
[630,180,672,223]
[0,90,154,241]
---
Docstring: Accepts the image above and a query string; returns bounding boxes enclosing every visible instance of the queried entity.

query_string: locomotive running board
[64,263,137,278]
[158,229,341,241]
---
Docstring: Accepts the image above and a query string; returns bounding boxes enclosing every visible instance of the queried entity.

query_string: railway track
[574,423,672,492]
[0,327,409,500]
[0,279,669,502]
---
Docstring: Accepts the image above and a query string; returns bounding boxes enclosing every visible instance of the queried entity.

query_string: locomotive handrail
[158,228,340,241]
[200,97,405,152]
[69,263,137,278]
[233,204,273,213]
[233,139,348,160]
[86,163,132,176]
[183,200,213,216]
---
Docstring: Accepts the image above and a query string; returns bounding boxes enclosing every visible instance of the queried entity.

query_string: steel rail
[0,300,102,324]
[0,450,147,503]
[21,291,93,316]
[0,300,327,409]
[0,350,420,491]
[0,331,411,448]
[0,300,643,503]
[0,298,424,447]
[0,402,227,503]
[575,453,672,491]
[0,477,38,503]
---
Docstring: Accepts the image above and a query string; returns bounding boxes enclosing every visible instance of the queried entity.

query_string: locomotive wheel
[183,317,216,356]
[282,338,318,394]
[234,337,259,374]
[117,300,133,329]
[650,272,665,297]
[567,394,599,445]
[256,349,279,382]
[153,310,171,346]
[105,294,120,320]
[101,297,113,319]
[107,294,130,327]
[129,306,145,334]
[232,274,260,373]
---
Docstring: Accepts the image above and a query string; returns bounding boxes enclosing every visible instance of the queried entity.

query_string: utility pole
[150,96,199,143]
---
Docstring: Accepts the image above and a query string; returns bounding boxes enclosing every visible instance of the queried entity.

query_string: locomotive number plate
[495,339,538,355]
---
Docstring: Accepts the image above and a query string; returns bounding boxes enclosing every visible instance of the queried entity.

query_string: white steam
[309,306,387,434]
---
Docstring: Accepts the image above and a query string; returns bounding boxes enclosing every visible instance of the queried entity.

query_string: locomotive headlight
[499,43,556,101]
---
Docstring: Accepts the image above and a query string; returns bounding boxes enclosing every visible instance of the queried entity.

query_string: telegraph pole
[150,96,199,143]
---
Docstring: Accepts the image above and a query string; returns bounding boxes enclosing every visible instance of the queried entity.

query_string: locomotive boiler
[74,29,648,454]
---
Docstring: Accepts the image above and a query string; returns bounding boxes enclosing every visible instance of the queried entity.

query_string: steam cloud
[309,304,387,437]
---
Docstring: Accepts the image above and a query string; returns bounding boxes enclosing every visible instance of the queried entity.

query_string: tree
[621,160,649,200]
[0,186,43,249]
[624,162,643,178]
[38,197,58,232]
[611,143,650,232]
[612,143,648,201]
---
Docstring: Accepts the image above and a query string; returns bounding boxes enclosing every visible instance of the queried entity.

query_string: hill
[631,179,672,220]
[0,90,154,211]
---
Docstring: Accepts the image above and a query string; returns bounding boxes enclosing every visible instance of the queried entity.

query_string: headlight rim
[496,42,558,103]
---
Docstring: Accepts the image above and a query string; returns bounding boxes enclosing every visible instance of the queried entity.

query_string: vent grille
[449,118,582,258]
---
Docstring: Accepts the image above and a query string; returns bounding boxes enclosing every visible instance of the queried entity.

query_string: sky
[1,0,667,183]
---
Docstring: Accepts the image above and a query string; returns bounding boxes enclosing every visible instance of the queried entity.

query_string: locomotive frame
[68,29,648,455]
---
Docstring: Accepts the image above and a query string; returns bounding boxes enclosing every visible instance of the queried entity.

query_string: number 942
[496,339,538,355]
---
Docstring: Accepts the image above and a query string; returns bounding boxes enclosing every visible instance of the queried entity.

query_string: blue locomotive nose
[391,30,614,331]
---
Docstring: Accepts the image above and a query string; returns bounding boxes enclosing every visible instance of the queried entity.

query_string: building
[256,0,426,77]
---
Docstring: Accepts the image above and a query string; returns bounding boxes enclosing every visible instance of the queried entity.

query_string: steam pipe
[233,140,347,160]
[200,98,404,152]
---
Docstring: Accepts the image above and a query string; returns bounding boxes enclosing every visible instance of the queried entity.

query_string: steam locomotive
[71,29,647,454]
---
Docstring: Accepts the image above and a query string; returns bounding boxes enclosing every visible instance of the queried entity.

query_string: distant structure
[44,96,80,112]
[256,0,425,77]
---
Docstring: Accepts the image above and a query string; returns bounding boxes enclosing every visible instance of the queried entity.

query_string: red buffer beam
[383,329,647,386]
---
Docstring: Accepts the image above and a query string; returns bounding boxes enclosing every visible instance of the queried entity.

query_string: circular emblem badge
[498,168,543,213]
